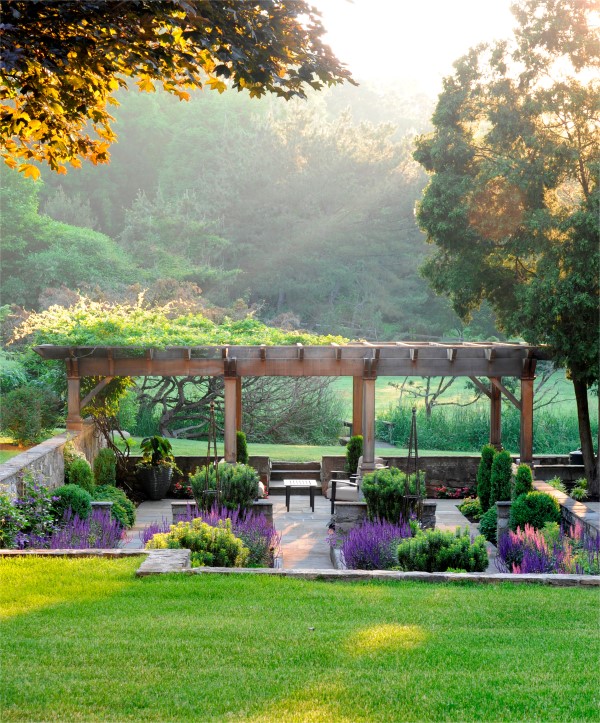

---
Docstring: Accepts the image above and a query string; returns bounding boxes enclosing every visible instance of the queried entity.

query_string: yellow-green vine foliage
[12,296,348,348]
[12,295,349,419]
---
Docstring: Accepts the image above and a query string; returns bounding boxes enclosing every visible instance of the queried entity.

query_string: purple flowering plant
[496,521,600,575]
[140,502,281,567]
[333,518,413,570]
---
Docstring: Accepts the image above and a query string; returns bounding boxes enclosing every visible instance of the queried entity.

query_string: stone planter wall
[496,501,512,543]
[533,480,599,542]
[320,455,347,494]
[381,456,480,496]
[0,422,104,498]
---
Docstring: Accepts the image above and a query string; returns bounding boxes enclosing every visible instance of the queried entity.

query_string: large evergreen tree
[414,0,599,493]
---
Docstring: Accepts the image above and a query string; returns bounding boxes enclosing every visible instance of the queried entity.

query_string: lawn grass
[1,557,598,722]
[122,436,473,461]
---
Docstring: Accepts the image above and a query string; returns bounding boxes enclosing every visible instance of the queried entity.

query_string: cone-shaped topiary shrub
[236,430,249,464]
[65,457,95,493]
[479,506,497,544]
[93,448,117,486]
[345,435,363,475]
[477,444,496,512]
[513,464,533,499]
[490,450,512,506]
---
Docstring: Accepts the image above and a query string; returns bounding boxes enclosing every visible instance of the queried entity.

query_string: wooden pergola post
[223,358,237,463]
[352,376,363,437]
[490,377,502,449]
[236,377,242,432]
[361,358,377,473]
[66,359,83,431]
[520,374,535,465]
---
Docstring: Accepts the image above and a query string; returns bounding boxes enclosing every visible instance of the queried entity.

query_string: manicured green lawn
[1,558,598,722]
[123,436,473,461]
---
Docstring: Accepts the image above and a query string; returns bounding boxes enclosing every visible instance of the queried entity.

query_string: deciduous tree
[0,0,352,175]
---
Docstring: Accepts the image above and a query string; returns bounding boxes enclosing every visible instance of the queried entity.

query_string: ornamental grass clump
[190,462,259,512]
[340,518,412,570]
[146,518,250,568]
[361,468,422,524]
[396,528,488,573]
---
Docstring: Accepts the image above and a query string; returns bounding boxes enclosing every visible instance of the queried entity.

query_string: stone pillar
[490,378,502,449]
[352,377,363,437]
[421,501,437,530]
[224,375,237,463]
[334,500,368,534]
[171,500,199,523]
[496,501,512,543]
[362,377,376,473]
[251,499,273,526]
[520,375,534,465]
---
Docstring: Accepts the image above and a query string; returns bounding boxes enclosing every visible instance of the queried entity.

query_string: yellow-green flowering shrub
[145,518,250,567]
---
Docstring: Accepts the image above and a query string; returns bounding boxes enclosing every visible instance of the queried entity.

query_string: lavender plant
[48,508,125,549]
[338,518,412,570]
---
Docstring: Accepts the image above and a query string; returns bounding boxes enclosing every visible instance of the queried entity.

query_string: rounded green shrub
[396,527,488,572]
[345,435,363,475]
[93,485,136,528]
[51,484,92,522]
[190,463,259,512]
[509,492,561,532]
[479,506,497,544]
[93,448,117,486]
[513,464,533,499]
[236,431,249,464]
[458,496,482,521]
[65,457,95,493]
[146,518,249,567]
[477,444,496,511]
[490,450,512,506]
[0,385,61,446]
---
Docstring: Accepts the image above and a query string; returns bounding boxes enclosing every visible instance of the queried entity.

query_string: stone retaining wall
[0,422,104,498]
[533,480,599,541]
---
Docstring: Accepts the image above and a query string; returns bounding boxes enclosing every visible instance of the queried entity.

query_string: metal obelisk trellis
[203,401,220,508]
[403,406,424,521]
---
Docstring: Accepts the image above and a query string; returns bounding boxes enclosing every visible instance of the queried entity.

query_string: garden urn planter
[138,465,173,501]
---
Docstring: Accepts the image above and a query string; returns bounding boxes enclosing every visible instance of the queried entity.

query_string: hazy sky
[315,0,516,95]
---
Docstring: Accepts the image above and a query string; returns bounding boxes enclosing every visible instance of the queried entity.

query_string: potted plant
[136,435,181,500]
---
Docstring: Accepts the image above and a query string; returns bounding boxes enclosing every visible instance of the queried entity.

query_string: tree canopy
[0,0,352,176]
[414,0,599,489]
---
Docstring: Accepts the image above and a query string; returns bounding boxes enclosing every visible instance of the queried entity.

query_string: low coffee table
[284,479,318,512]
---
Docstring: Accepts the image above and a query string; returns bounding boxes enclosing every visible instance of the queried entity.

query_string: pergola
[35,341,547,472]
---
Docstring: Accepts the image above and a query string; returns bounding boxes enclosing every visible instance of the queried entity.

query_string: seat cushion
[326,481,359,501]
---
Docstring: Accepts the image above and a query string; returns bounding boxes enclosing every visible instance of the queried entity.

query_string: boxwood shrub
[93,485,135,528]
[509,492,561,532]
[396,527,488,573]
[51,484,92,522]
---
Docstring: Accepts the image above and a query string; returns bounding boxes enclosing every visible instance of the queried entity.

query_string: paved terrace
[124,496,495,571]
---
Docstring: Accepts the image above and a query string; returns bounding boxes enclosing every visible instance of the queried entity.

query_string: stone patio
[124,495,492,570]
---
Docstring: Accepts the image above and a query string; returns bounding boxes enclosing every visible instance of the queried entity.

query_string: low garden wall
[0,422,104,499]
[533,480,599,541]
[382,456,480,496]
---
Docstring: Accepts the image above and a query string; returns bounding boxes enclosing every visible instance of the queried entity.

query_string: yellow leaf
[28,119,42,131]
[3,157,18,169]
[108,78,120,91]
[19,164,41,180]
[207,77,227,94]
[136,76,156,93]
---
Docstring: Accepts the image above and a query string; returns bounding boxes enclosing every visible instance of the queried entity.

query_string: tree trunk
[573,378,598,499]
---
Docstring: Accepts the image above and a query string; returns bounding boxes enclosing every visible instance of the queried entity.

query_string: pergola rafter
[35,342,549,470]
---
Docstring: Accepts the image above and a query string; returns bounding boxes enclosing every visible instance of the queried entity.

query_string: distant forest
[2,80,498,341]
